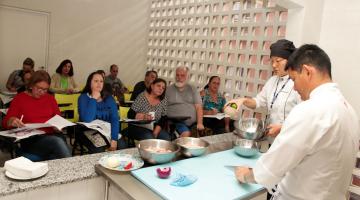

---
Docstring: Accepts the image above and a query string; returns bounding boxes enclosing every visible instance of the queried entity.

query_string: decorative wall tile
[147,0,286,119]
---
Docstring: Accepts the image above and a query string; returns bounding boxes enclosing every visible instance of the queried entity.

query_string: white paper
[21,115,76,131]
[45,114,76,130]
[121,118,154,130]
[0,115,75,141]
[0,93,14,104]
[0,129,46,141]
[121,118,144,122]
[0,108,8,114]
[77,119,112,142]
[203,113,229,120]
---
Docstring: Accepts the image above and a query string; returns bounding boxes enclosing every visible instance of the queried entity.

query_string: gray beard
[175,81,186,88]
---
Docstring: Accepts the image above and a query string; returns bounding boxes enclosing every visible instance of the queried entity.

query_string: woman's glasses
[33,85,49,93]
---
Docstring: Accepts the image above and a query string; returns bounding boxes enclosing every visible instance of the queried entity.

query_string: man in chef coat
[235,44,359,200]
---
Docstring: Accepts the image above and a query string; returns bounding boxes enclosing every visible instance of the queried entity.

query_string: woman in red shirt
[3,70,71,160]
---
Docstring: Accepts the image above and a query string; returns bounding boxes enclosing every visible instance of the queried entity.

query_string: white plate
[98,153,144,171]
[5,169,48,180]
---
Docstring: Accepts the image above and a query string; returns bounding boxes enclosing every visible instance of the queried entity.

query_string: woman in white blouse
[227,39,301,138]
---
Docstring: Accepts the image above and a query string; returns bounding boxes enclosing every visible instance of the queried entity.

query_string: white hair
[176,66,189,73]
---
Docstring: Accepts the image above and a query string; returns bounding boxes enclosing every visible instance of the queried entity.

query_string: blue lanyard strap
[270,77,290,109]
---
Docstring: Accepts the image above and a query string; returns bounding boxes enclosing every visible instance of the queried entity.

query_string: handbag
[83,130,109,148]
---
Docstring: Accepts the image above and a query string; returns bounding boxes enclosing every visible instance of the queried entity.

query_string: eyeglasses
[33,85,49,93]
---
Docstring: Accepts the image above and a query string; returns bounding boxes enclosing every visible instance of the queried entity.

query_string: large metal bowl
[233,138,259,157]
[137,139,180,164]
[234,118,265,140]
[174,137,210,157]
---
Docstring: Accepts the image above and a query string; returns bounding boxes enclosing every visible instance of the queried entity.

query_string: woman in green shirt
[50,59,80,94]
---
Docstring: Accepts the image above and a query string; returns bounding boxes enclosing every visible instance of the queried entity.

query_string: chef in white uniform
[226,39,301,138]
[234,44,359,200]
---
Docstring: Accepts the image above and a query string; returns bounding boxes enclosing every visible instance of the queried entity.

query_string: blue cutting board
[131,149,264,200]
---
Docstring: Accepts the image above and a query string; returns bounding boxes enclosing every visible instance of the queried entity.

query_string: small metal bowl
[234,118,265,140]
[174,137,210,157]
[137,139,180,164]
[233,138,259,157]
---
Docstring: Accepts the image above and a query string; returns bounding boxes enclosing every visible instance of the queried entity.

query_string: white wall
[319,0,360,116]
[0,0,150,87]
[283,0,360,115]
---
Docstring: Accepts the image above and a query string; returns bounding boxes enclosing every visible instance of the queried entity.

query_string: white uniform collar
[278,75,289,81]
[309,82,337,99]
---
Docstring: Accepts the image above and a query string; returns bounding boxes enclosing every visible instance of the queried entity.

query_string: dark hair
[82,71,110,99]
[27,70,51,91]
[285,44,332,78]
[96,69,106,77]
[204,76,220,89]
[145,70,158,78]
[270,39,296,60]
[110,64,117,71]
[56,59,74,76]
[146,78,167,100]
[23,57,35,68]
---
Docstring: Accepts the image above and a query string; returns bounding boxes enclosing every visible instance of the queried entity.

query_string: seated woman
[2,70,71,160]
[77,71,127,153]
[127,78,170,141]
[200,76,231,134]
[50,59,80,94]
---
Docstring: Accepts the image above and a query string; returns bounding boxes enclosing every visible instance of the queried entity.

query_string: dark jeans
[20,133,71,160]
[74,125,127,154]
[126,125,171,141]
[203,118,234,134]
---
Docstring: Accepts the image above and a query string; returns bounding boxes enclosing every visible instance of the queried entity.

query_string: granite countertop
[0,133,236,196]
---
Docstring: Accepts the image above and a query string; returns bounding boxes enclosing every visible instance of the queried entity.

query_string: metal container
[174,137,210,157]
[233,138,259,157]
[233,118,265,140]
[137,139,180,164]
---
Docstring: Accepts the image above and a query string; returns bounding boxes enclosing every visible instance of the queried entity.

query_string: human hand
[136,113,153,120]
[211,108,218,115]
[108,140,118,151]
[234,166,255,183]
[8,117,25,128]
[265,124,282,137]
[197,123,204,131]
[224,98,245,112]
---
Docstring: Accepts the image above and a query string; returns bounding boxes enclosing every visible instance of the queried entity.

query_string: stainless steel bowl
[234,118,265,140]
[233,138,259,157]
[174,137,210,157]
[137,139,180,164]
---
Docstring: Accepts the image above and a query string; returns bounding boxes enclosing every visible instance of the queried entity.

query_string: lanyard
[270,77,290,109]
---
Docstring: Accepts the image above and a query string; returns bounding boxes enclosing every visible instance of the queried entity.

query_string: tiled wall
[146,0,286,118]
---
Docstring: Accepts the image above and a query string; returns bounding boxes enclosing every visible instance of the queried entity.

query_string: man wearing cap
[234,44,359,200]
[226,39,301,138]
[6,57,35,92]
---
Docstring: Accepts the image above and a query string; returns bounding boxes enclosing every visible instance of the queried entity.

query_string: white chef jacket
[254,75,301,124]
[253,83,360,200]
